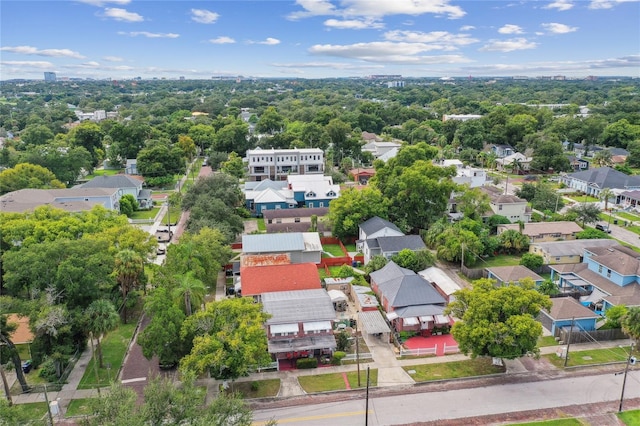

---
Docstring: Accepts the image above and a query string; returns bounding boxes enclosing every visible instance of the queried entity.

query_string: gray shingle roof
[242,233,305,253]
[378,275,446,308]
[545,297,600,320]
[262,207,329,219]
[359,216,401,236]
[393,304,445,318]
[262,289,336,324]
[531,239,619,257]
[370,261,413,285]
[486,265,544,283]
[80,174,141,189]
[566,167,640,189]
[376,235,426,253]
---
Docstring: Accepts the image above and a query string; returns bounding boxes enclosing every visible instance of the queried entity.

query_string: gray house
[242,232,322,264]
[362,235,426,264]
[560,167,640,198]
[262,289,337,367]
[0,188,120,213]
[79,174,152,209]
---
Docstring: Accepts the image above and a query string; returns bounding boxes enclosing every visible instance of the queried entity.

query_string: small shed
[328,289,348,312]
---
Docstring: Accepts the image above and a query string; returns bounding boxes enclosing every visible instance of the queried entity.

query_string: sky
[1,0,639,80]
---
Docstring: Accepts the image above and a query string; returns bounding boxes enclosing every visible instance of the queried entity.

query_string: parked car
[595,224,611,233]
[22,360,33,373]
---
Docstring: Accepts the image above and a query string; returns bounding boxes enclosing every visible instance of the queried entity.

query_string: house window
[498,205,503,211]
[275,205,281,209]
[598,265,603,273]
[555,257,561,261]
[267,219,273,224]
[319,202,324,207]
[276,219,282,224]
[294,218,301,223]
[607,269,611,278]
[309,203,314,208]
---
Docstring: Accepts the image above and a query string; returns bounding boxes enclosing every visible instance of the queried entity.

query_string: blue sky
[1,0,639,80]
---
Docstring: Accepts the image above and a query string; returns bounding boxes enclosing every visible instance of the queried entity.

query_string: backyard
[478,254,523,268]
[130,207,161,221]
[77,322,137,389]
[322,244,347,257]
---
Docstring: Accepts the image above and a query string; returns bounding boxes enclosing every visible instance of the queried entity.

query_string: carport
[358,310,391,342]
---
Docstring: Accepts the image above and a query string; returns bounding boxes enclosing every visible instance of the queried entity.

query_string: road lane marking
[121,377,146,384]
[253,410,374,425]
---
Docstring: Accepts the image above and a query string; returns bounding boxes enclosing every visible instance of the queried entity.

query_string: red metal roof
[240,254,291,267]
[240,263,321,296]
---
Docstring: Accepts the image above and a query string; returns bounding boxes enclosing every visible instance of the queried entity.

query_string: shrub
[336,331,351,351]
[38,357,58,382]
[331,351,346,365]
[250,381,260,392]
[296,357,318,369]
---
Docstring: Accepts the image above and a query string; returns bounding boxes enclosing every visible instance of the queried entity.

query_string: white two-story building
[246,148,324,181]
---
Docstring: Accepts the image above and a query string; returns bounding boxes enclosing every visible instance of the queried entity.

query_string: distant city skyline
[1,0,639,81]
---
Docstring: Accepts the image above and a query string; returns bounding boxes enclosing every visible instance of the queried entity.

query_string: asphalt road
[251,370,640,425]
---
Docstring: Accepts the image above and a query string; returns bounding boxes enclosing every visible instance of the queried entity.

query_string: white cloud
[289,0,465,20]
[0,45,85,59]
[479,38,537,52]
[324,19,385,30]
[76,0,130,6]
[248,38,281,45]
[103,56,124,62]
[309,41,472,64]
[209,36,236,44]
[588,0,639,9]
[118,31,180,38]
[383,30,478,48]
[271,61,385,70]
[190,9,219,24]
[543,0,574,11]
[541,22,578,34]
[0,60,54,68]
[458,55,640,75]
[460,25,475,31]
[103,8,144,22]
[498,24,524,34]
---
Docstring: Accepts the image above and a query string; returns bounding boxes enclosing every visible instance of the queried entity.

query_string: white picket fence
[443,342,460,354]
[399,346,437,357]
[342,352,373,361]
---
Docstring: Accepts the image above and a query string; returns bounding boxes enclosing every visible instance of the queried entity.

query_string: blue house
[538,297,600,335]
[549,245,640,313]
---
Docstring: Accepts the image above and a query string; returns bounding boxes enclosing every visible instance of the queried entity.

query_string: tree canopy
[446,278,552,359]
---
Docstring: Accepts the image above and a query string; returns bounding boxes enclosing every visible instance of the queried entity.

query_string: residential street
[252,370,640,425]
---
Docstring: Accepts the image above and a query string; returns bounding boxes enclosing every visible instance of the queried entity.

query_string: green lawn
[65,398,97,417]
[344,244,357,252]
[2,402,49,423]
[537,336,559,347]
[613,211,640,222]
[257,218,266,232]
[480,254,522,267]
[507,419,583,426]
[225,379,280,398]
[129,207,160,220]
[564,193,599,203]
[323,244,345,257]
[543,346,631,368]
[84,169,122,179]
[78,322,136,389]
[403,357,505,382]
[618,409,640,425]
[298,369,377,393]
[161,205,182,225]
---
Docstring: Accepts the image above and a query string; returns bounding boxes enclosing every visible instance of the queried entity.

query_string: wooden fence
[557,327,628,344]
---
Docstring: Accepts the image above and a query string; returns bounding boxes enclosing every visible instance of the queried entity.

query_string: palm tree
[173,272,206,316]
[599,187,614,211]
[593,150,613,168]
[86,299,119,368]
[622,307,640,344]
[114,249,144,323]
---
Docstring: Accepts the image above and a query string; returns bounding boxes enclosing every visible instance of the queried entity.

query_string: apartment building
[246,148,324,181]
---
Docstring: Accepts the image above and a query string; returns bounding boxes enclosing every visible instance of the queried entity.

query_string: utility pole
[43,384,54,426]
[355,316,361,387]
[365,366,371,426]
[619,342,636,412]
[564,317,575,368]
[461,243,464,269]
